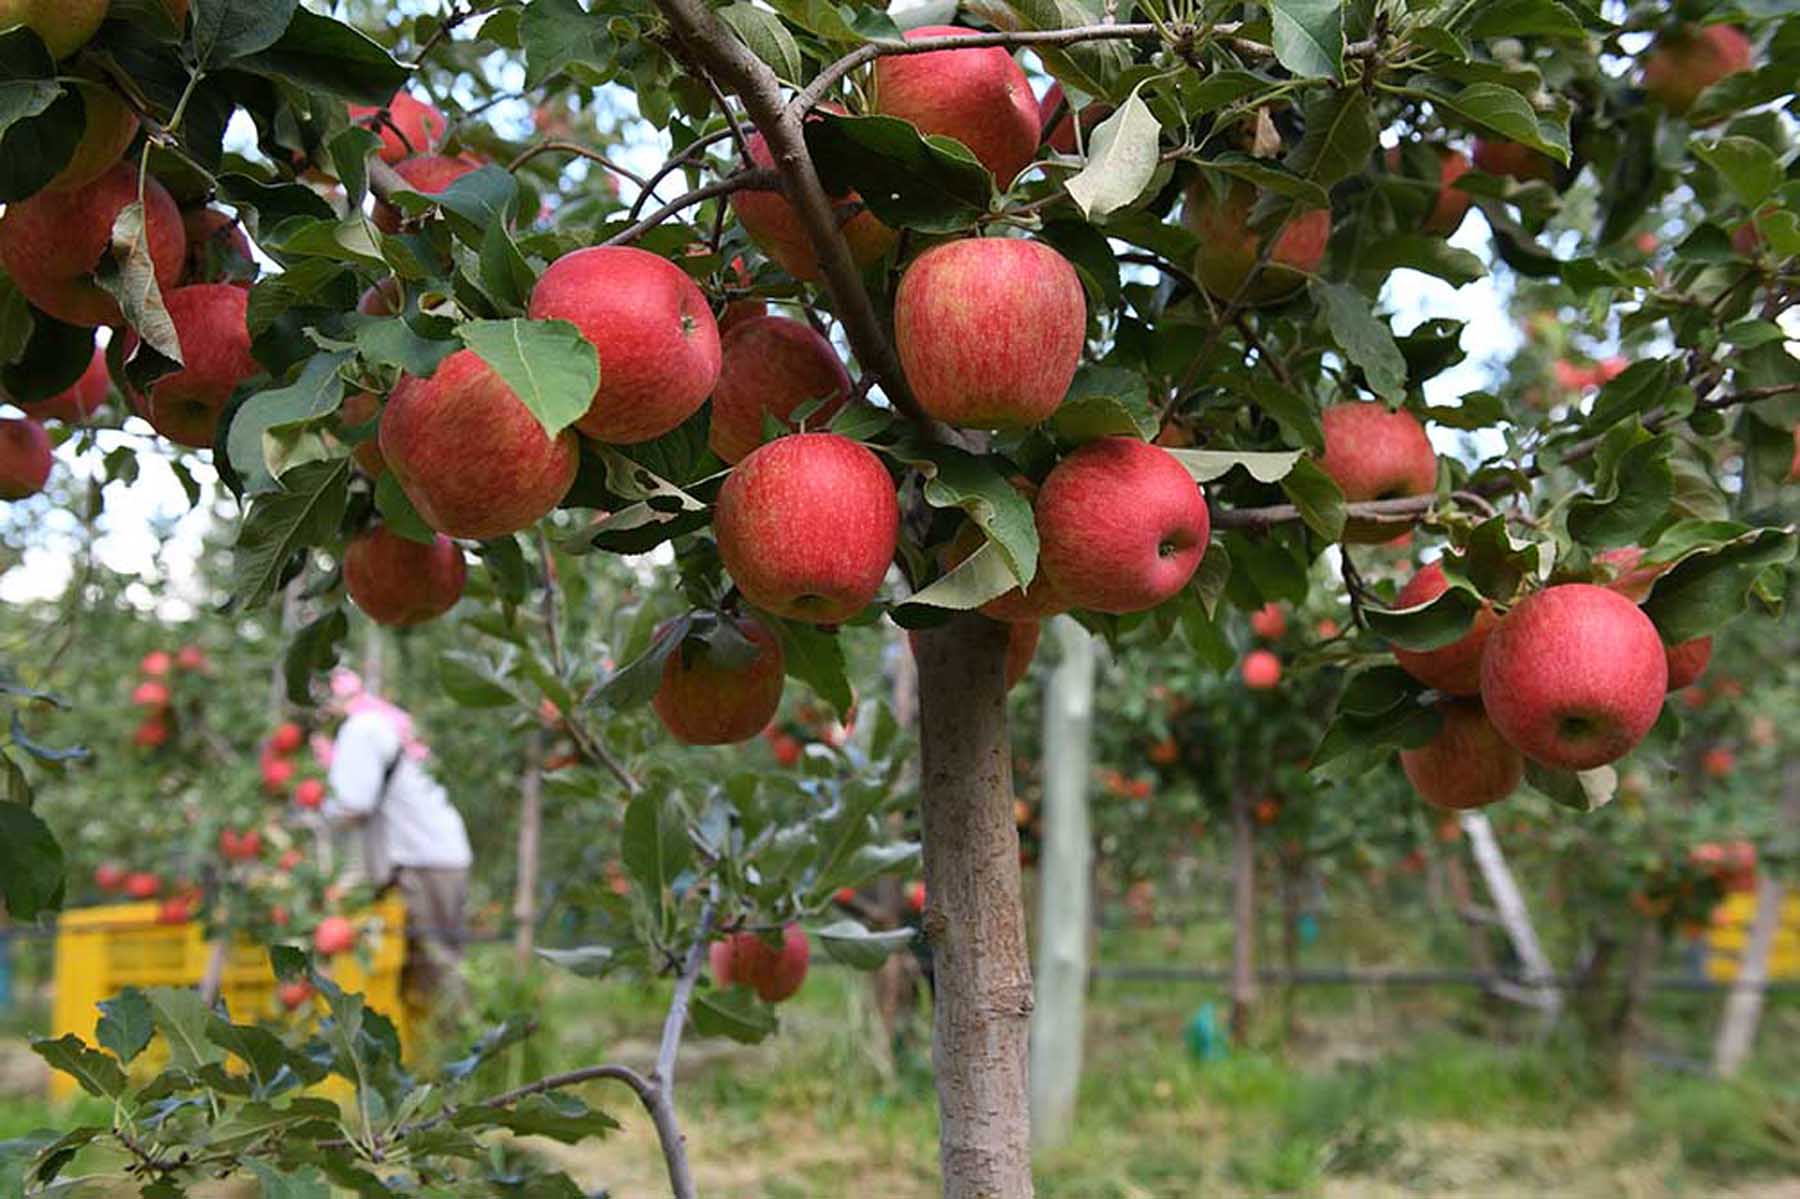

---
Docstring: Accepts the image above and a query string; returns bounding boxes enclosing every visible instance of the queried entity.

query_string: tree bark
[513,729,545,968]
[915,612,1033,1199]
[1461,811,1561,1024]
[1279,855,1302,1046]
[1230,789,1256,1045]
[1713,873,1785,1077]
[1029,617,1095,1151]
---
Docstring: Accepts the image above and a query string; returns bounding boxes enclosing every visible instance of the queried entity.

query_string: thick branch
[655,901,715,1093]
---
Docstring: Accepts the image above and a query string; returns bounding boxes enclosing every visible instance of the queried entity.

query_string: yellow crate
[50,898,409,1102]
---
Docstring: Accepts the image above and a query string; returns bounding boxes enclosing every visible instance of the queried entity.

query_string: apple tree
[1,0,1799,1196]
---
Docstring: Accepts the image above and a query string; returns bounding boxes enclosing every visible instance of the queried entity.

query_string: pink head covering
[328,668,430,760]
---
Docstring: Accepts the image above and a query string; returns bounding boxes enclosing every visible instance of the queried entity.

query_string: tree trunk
[513,729,545,968]
[1230,789,1256,1046]
[1461,811,1560,1024]
[1029,617,1095,1151]
[1713,873,1785,1077]
[1606,919,1662,1093]
[915,612,1033,1199]
[1279,855,1301,1047]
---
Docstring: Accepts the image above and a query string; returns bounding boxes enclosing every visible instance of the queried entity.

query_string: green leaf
[1462,0,1586,40]
[284,608,349,707]
[0,802,63,919]
[1279,457,1346,541]
[1202,153,1331,208]
[1,751,26,805]
[1064,86,1161,219]
[1428,81,1571,165]
[718,3,804,82]
[1050,366,1158,443]
[1,310,94,402]
[973,0,1128,98]
[622,790,690,898]
[519,0,614,89]
[897,539,1016,613]
[227,351,351,496]
[438,651,519,708]
[815,920,916,970]
[453,1093,620,1143]
[236,9,410,104]
[193,0,298,67]
[596,616,684,710]
[1355,235,1487,287]
[229,458,351,611]
[374,471,438,544]
[1641,524,1798,643]
[691,985,778,1043]
[806,112,993,233]
[1692,136,1783,209]
[906,444,1037,585]
[30,1036,125,1099]
[1523,761,1615,812]
[1310,281,1407,401]
[246,259,352,339]
[144,986,224,1072]
[1365,583,1483,652]
[1269,0,1344,79]
[0,80,61,141]
[1164,447,1303,483]
[771,617,854,717]
[0,83,81,202]
[207,1020,330,1091]
[478,220,535,314]
[244,1162,332,1199]
[536,945,618,978]
[1565,424,1674,548]
[355,316,458,378]
[457,318,598,439]
[96,990,154,1065]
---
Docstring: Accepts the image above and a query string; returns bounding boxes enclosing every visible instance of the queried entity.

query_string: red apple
[1249,603,1286,640]
[528,245,722,444]
[262,756,295,796]
[1389,559,1499,696]
[124,871,161,899]
[1038,82,1111,154]
[1317,618,1341,639]
[338,391,386,477]
[708,315,850,463]
[313,915,356,956]
[1472,138,1558,184]
[1035,437,1209,614]
[218,828,262,863]
[180,207,256,287]
[141,650,172,677]
[157,895,193,924]
[372,153,485,233]
[710,924,810,1003]
[0,418,53,499]
[1596,546,1714,692]
[907,880,927,912]
[19,344,108,424]
[1242,649,1281,690]
[277,979,315,1011]
[769,732,801,767]
[872,26,1039,186]
[1642,24,1752,116]
[268,722,304,755]
[357,278,402,316]
[0,163,184,327]
[349,90,448,164]
[651,613,786,745]
[381,349,580,539]
[1003,620,1039,691]
[293,778,325,809]
[1318,402,1437,542]
[1480,584,1668,769]
[131,680,169,707]
[1386,145,1472,237]
[133,717,169,748]
[134,284,259,448]
[714,432,899,623]
[344,525,467,627]
[1701,745,1735,779]
[833,886,857,905]
[178,645,208,672]
[0,0,109,59]
[732,121,896,282]
[1664,635,1712,691]
[1184,179,1331,304]
[94,861,126,892]
[1400,700,1523,810]
[277,848,303,871]
[893,237,1085,429]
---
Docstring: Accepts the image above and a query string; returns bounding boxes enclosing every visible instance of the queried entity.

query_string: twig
[534,528,642,796]
[628,125,749,222]
[507,140,652,190]
[655,900,716,1093]
[600,168,777,249]
[1234,315,1291,387]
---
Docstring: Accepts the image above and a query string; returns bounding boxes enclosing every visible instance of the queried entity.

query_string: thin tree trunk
[1280,856,1301,1047]
[1230,789,1256,1045]
[513,729,545,968]
[915,612,1033,1199]
[1029,617,1095,1151]
[1461,811,1560,1023]
[1444,854,1497,979]
[1713,873,1785,1077]
[1606,919,1662,1092]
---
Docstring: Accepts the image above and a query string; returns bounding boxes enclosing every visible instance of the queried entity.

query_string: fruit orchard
[0,0,1798,1196]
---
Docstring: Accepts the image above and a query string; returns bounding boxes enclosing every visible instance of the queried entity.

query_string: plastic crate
[50,898,409,1102]
[1701,890,1800,984]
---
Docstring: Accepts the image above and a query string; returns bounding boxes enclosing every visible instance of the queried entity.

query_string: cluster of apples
[1395,545,1711,812]
[261,720,326,808]
[93,860,170,904]
[128,646,206,749]
[710,924,809,1004]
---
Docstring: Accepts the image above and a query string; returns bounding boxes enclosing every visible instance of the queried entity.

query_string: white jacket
[324,712,472,872]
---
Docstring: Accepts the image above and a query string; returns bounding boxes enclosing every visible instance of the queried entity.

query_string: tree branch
[628,125,750,222]
[655,900,715,1093]
[506,140,652,190]
[600,168,777,248]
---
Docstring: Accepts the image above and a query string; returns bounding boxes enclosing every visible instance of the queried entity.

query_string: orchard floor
[4,925,1800,1197]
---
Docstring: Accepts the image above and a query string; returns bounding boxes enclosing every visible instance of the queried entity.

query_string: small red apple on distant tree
[1249,603,1287,640]
[181,207,256,286]
[1642,24,1752,116]
[277,979,315,1012]
[132,680,170,707]
[373,153,485,233]
[262,756,296,796]
[1252,797,1281,825]
[652,614,786,745]
[133,717,169,749]
[708,315,851,463]
[157,895,194,924]
[0,418,53,499]
[768,732,802,767]
[1401,701,1524,810]
[906,880,927,913]
[1389,559,1499,696]
[1701,746,1736,779]
[268,722,304,755]
[94,861,126,892]
[714,432,899,623]
[141,650,173,677]
[175,644,207,672]
[1472,138,1558,184]
[1185,179,1331,304]
[1242,649,1281,690]
[293,778,326,810]
[125,871,161,899]
[313,915,356,957]
[711,924,811,1003]
[218,828,262,863]
[872,26,1040,185]
[344,526,467,627]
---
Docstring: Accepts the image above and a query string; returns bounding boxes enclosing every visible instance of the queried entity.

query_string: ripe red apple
[768,732,801,767]
[1472,138,1558,184]
[157,896,193,924]
[1701,745,1736,779]
[0,163,184,327]
[1642,24,1752,116]
[1252,797,1281,824]
[1004,620,1039,690]
[133,716,169,748]
[1249,603,1286,640]
[708,315,850,463]
[1389,559,1499,696]
[262,756,295,796]
[0,418,53,499]
[1317,618,1341,639]
[277,848,302,871]
[181,207,256,286]
[0,0,109,59]
[907,880,927,912]
[131,680,169,707]
[1385,145,1472,237]
[1663,635,1713,691]
[218,828,262,863]
[893,238,1085,429]
[714,432,899,623]
[131,284,259,448]
[175,644,205,672]
[1184,179,1331,304]
[293,778,325,809]
[381,349,581,539]
[19,344,108,424]
[1479,584,1668,769]
[141,650,172,676]
[732,122,896,282]
[372,153,484,233]
[1035,437,1209,614]
[833,886,857,905]
[276,979,315,1012]
[124,871,160,899]
[710,924,810,1003]
[1596,546,1714,692]
[358,278,402,316]
[1038,82,1111,154]
[94,861,126,892]
[1400,700,1523,810]
[872,26,1039,186]
[651,613,786,745]
[268,722,303,755]
[1319,402,1437,542]
[1242,649,1281,690]
[348,90,448,164]
[313,915,356,956]
[344,525,467,627]
[528,246,722,444]
[338,391,386,477]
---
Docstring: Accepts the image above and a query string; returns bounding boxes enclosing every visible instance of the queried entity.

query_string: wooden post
[1029,617,1095,1151]
[1713,874,1785,1077]
[1230,789,1256,1045]
[512,729,545,967]
[915,612,1033,1199]
[1460,811,1561,1021]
